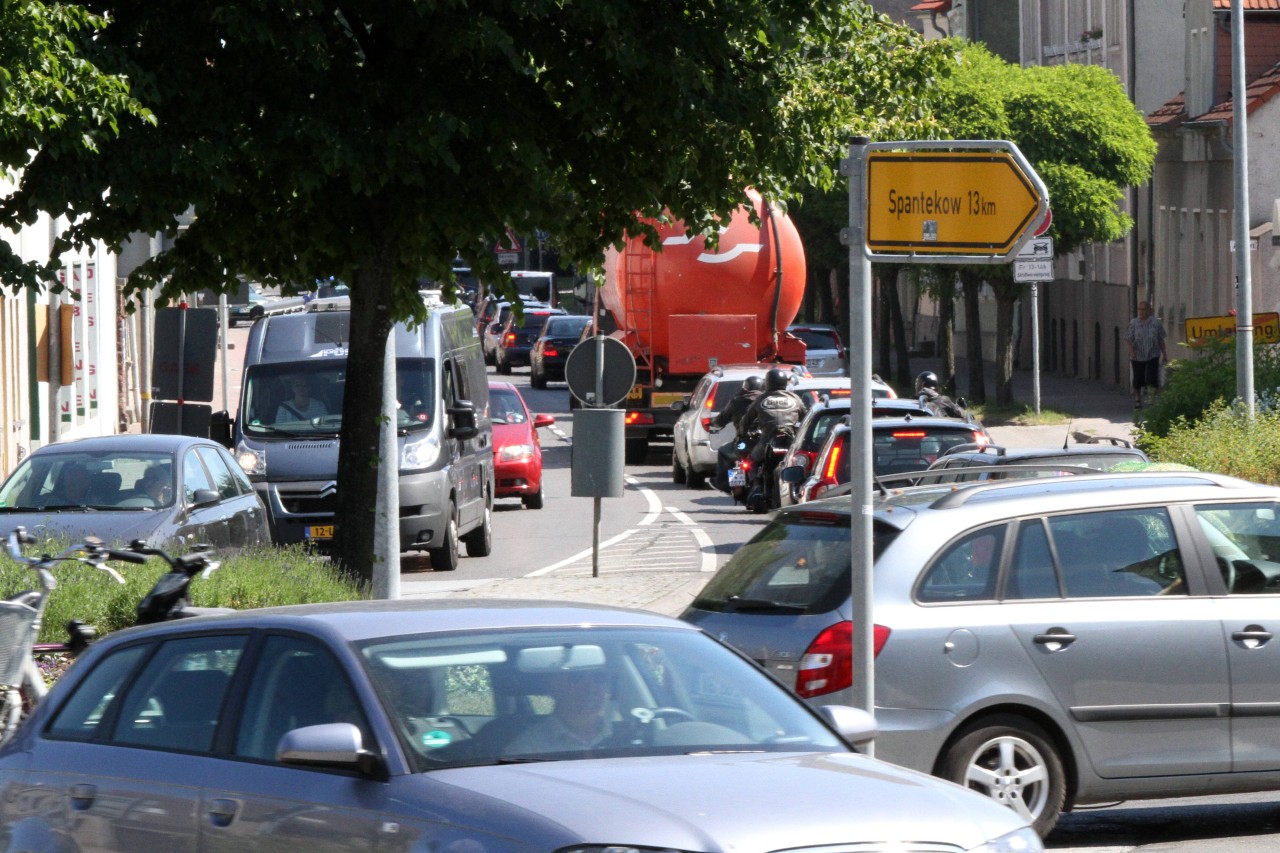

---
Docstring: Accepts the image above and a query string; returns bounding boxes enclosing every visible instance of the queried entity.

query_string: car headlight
[498,443,535,462]
[235,444,265,476]
[974,826,1044,853]
[401,433,440,471]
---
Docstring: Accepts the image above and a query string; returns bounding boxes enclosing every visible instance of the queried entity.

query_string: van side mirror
[210,410,233,448]
[448,400,480,440]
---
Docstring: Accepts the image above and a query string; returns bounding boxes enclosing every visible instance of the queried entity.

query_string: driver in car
[505,668,615,753]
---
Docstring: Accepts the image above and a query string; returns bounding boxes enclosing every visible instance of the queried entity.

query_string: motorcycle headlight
[498,443,535,462]
[401,433,440,471]
[974,826,1044,853]
[235,443,265,476]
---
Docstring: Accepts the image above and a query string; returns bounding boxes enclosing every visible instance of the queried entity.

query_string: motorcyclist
[709,375,765,491]
[739,367,806,502]
[915,371,968,419]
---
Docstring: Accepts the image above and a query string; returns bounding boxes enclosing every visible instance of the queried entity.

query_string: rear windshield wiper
[724,596,807,614]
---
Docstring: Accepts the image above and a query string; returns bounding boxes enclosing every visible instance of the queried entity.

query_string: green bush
[1141,338,1280,438]
[1142,399,1280,485]
[0,544,366,644]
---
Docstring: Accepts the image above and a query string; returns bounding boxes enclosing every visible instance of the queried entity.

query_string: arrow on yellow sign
[866,150,1045,258]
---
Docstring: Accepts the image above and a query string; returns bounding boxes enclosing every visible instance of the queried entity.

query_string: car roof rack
[940,443,1004,457]
[925,470,1241,510]
[1070,432,1134,448]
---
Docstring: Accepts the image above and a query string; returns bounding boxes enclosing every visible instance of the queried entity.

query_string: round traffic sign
[566,336,636,408]
[1034,207,1053,237]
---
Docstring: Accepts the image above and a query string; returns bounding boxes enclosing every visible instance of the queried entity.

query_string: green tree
[0,1,953,583]
[0,1,150,281]
[932,43,1156,404]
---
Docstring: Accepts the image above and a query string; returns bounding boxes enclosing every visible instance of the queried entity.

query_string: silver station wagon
[0,599,1040,853]
[682,471,1280,837]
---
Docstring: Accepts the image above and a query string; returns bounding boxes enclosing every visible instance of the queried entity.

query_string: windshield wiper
[724,595,806,614]
[33,504,100,512]
[247,424,310,437]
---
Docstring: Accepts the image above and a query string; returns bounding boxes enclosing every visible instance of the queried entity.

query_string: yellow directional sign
[866,150,1045,257]
[1185,312,1280,347]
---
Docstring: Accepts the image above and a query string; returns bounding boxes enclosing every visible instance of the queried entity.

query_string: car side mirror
[780,465,806,484]
[819,705,878,750]
[277,723,388,781]
[448,400,480,440]
[533,413,556,429]
[191,488,221,509]
[672,399,688,412]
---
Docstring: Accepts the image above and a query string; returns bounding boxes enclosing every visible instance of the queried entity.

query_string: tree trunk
[335,249,398,586]
[876,271,891,379]
[960,269,986,404]
[887,270,911,388]
[994,283,1017,405]
[937,278,957,395]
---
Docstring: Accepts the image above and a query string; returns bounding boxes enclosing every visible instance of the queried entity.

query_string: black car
[496,308,566,375]
[0,434,270,550]
[530,314,593,388]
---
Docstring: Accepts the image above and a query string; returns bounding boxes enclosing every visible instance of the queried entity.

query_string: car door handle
[1033,630,1077,646]
[207,798,240,828]
[1233,626,1273,645]
[68,783,96,810]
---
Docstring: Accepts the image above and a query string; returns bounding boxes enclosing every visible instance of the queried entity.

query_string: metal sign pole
[845,138,875,734]
[1031,283,1041,415]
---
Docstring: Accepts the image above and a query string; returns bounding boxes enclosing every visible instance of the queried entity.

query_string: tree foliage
[0,0,956,581]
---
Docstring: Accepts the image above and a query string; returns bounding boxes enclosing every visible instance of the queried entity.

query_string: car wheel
[462,492,493,557]
[531,370,547,390]
[687,468,706,489]
[672,454,687,485]
[497,357,512,376]
[484,349,495,367]
[939,714,1067,838]
[522,485,544,510]
[428,502,460,571]
[624,438,648,465]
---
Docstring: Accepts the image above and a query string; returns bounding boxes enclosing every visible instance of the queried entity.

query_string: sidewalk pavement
[410,363,1140,618]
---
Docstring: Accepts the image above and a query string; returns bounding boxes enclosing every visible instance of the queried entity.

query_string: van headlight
[401,433,440,471]
[235,443,266,476]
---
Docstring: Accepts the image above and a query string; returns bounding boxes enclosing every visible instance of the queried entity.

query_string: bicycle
[124,539,234,625]
[0,527,144,744]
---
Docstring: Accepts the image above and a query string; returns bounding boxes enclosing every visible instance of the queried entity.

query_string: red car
[489,381,555,509]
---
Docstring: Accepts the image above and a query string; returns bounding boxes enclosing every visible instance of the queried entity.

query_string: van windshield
[242,360,435,437]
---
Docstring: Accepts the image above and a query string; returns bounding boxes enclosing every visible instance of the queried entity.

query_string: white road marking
[628,476,663,526]
[525,528,638,577]
[666,507,719,573]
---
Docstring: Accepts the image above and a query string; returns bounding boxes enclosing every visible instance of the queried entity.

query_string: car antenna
[1062,419,1073,451]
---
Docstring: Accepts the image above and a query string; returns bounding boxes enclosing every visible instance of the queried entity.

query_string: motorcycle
[727,430,757,506]
[745,427,795,514]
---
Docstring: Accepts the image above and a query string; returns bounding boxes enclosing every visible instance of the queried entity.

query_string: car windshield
[359,625,843,771]
[242,359,435,436]
[0,450,176,511]
[691,513,898,614]
[489,386,528,425]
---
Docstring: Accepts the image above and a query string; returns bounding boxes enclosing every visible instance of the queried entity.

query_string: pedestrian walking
[1125,301,1167,409]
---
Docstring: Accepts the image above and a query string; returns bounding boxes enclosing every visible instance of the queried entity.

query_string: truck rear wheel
[624,438,648,465]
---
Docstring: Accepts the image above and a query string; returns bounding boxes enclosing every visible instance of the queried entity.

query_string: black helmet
[742,375,765,393]
[915,371,940,395]
[764,367,791,392]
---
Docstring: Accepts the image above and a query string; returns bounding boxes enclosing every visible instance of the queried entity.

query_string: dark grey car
[683,471,1280,837]
[0,599,1040,853]
[0,434,268,550]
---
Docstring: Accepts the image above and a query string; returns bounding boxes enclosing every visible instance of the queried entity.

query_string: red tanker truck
[599,190,808,463]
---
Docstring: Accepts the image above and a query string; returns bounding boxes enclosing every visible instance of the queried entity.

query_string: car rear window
[521,312,555,329]
[708,379,746,410]
[793,328,840,350]
[872,426,982,477]
[691,513,898,615]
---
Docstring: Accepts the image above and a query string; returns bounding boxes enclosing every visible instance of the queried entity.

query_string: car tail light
[625,411,655,426]
[892,430,926,439]
[701,417,713,431]
[503,332,516,346]
[796,621,891,698]
[972,431,990,446]
[543,345,559,358]
[821,441,843,480]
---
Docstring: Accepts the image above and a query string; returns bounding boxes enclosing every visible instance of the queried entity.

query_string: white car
[788,323,848,376]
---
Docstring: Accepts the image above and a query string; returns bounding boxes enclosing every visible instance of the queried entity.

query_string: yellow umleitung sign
[866,151,1043,257]
[1185,312,1280,347]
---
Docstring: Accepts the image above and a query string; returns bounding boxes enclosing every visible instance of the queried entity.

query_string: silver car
[0,599,1040,852]
[682,471,1280,837]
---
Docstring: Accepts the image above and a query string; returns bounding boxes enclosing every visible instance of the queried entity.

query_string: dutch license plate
[728,469,746,487]
[306,524,335,540]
